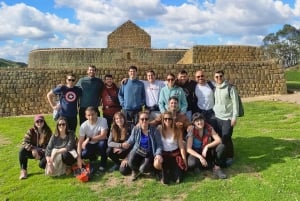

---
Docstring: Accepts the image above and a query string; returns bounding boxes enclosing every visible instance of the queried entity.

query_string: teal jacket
[213,81,239,121]
[158,85,188,113]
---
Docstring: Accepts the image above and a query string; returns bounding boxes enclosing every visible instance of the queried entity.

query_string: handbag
[135,147,148,157]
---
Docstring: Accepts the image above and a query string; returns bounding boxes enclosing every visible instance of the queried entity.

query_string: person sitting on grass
[77,106,108,172]
[107,112,132,175]
[121,111,163,181]
[45,117,77,176]
[186,113,227,179]
[19,115,52,180]
[157,111,187,185]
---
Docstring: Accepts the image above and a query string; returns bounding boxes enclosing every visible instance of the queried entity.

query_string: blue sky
[0,0,299,63]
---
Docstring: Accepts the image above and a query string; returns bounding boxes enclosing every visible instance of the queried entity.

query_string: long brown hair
[111,112,128,142]
[160,111,182,141]
[54,116,70,137]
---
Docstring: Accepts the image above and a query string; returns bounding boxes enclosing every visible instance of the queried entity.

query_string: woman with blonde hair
[107,112,131,175]
[157,111,187,184]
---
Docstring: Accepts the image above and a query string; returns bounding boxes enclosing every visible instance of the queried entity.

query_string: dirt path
[242,92,300,105]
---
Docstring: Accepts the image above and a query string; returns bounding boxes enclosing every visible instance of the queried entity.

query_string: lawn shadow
[229,136,300,176]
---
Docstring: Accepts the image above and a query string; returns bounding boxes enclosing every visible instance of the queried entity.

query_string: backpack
[227,84,244,117]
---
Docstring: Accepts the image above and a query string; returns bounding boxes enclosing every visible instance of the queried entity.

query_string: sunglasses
[67,79,75,82]
[196,75,204,78]
[163,118,173,121]
[140,118,149,121]
[36,120,44,123]
[215,75,223,79]
[58,123,66,127]
[167,78,174,82]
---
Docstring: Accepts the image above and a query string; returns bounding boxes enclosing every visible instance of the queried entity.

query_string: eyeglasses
[58,123,66,127]
[36,120,44,123]
[167,78,174,82]
[215,75,223,79]
[163,118,173,121]
[196,75,204,78]
[140,118,149,121]
[67,79,75,82]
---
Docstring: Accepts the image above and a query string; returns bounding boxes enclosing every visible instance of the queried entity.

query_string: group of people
[19,65,240,184]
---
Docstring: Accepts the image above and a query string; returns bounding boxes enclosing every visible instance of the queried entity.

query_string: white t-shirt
[79,117,108,144]
[142,80,165,107]
[195,83,214,110]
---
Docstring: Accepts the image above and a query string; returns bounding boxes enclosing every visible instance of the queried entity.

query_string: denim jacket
[126,125,162,156]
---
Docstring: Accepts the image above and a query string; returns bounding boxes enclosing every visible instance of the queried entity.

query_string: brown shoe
[19,169,27,180]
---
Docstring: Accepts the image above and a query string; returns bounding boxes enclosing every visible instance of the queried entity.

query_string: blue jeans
[81,140,107,167]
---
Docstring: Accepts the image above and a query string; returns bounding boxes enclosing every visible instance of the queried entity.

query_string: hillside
[0,58,27,68]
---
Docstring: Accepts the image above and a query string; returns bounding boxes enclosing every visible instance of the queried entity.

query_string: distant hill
[0,58,27,68]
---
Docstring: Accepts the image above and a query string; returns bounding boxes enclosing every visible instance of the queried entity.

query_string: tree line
[262,24,300,67]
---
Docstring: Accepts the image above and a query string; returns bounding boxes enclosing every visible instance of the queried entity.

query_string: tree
[262,24,300,67]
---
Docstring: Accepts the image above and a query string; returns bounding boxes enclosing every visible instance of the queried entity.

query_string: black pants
[188,144,226,170]
[79,107,100,125]
[161,152,183,184]
[61,151,77,166]
[19,147,46,170]
[128,149,153,173]
[215,118,234,158]
[107,147,131,175]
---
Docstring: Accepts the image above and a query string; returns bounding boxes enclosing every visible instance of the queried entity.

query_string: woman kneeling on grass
[19,115,52,180]
[107,112,132,175]
[186,113,227,179]
[45,117,77,176]
[157,111,187,184]
[121,111,163,181]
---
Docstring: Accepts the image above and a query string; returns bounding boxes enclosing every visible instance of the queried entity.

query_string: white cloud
[0,0,299,62]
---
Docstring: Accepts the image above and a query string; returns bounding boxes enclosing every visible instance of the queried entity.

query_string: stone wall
[107,20,151,49]
[0,61,286,117]
[28,48,187,68]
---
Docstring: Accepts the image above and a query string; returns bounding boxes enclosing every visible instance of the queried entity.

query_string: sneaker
[213,168,227,179]
[108,164,119,172]
[98,166,105,172]
[131,171,141,181]
[226,158,234,167]
[19,169,27,180]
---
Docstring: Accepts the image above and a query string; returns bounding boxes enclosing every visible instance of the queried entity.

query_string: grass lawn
[0,101,300,201]
[285,69,300,90]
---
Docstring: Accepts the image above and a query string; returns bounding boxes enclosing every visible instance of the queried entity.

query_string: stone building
[0,20,287,117]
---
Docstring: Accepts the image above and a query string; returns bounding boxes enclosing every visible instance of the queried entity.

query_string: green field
[1,101,300,201]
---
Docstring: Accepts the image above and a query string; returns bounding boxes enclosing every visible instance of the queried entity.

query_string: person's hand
[187,125,194,133]
[175,122,183,128]
[199,156,208,167]
[32,149,41,160]
[120,160,128,168]
[121,142,130,149]
[113,147,123,154]
[82,138,89,150]
[77,158,84,169]
[154,154,163,163]
[202,146,208,157]
[231,119,237,127]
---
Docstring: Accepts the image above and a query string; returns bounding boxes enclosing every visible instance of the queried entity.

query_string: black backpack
[228,84,244,117]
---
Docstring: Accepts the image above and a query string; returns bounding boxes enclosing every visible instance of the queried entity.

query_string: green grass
[1,101,300,200]
[285,69,300,90]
